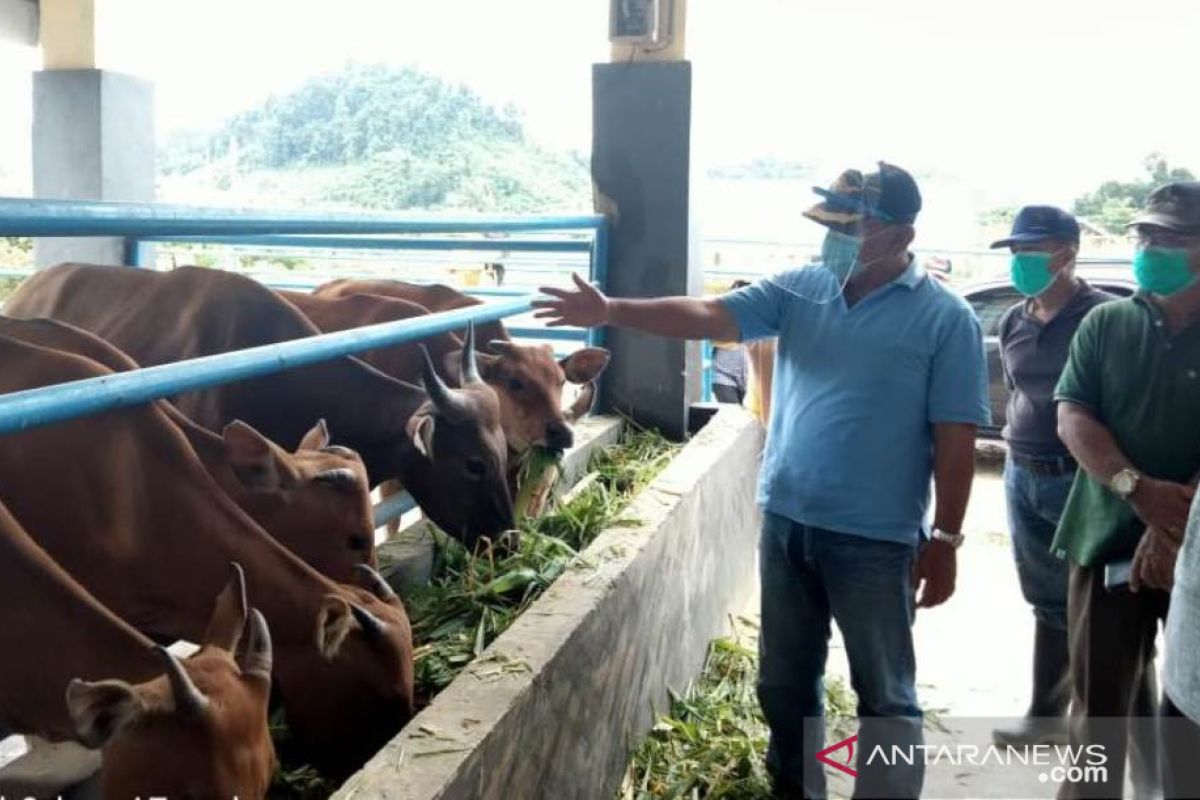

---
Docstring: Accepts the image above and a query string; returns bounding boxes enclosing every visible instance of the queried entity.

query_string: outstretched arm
[533,273,740,342]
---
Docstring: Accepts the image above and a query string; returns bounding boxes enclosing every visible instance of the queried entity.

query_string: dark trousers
[1059,563,1169,799]
[1160,694,1200,800]
[713,383,744,404]
[757,513,923,799]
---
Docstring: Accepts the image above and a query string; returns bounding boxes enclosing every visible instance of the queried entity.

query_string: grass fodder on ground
[620,636,858,800]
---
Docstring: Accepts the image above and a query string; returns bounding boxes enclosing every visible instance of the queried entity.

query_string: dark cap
[803,161,922,229]
[1128,182,1200,235]
[990,205,1081,249]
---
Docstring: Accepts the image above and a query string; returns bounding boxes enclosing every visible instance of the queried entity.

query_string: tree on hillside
[1073,154,1196,233]
[158,63,590,213]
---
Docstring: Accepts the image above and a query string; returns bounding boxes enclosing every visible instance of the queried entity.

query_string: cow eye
[465,458,487,479]
[506,378,524,392]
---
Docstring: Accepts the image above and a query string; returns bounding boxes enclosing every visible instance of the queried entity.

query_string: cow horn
[350,603,389,641]
[461,321,482,385]
[154,646,208,717]
[237,608,273,681]
[355,564,399,603]
[421,345,471,423]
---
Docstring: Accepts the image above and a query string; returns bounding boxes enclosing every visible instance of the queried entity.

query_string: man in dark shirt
[989,207,1115,747]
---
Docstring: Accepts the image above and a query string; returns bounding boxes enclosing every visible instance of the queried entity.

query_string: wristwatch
[1110,468,1142,500]
[931,528,964,549]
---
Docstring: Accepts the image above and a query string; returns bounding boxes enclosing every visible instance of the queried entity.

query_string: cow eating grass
[0,503,276,800]
[0,334,415,777]
[5,264,515,551]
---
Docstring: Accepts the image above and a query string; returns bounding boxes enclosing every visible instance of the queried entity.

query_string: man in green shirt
[1053,181,1200,798]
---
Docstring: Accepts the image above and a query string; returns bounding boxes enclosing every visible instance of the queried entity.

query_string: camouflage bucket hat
[1128,181,1200,235]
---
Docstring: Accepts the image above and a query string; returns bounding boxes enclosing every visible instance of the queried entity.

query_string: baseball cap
[803,162,923,230]
[1128,182,1200,235]
[990,206,1081,249]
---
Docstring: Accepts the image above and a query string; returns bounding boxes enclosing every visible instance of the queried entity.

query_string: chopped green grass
[619,637,858,800]
[407,426,678,700]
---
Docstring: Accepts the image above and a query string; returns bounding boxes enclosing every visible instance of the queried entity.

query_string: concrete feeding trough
[335,407,764,800]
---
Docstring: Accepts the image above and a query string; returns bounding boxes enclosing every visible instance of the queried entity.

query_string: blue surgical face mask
[820,229,863,284]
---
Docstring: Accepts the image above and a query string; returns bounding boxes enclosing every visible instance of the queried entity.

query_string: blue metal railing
[0,198,610,526]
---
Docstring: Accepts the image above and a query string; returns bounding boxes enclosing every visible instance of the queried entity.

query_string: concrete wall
[335,408,763,800]
[592,61,702,440]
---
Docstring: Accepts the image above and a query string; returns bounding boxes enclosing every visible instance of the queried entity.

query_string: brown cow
[0,503,275,799]
[310,279,611,452]
[0,317,377,583]
[0,335,414,776]
[5,264,514,549]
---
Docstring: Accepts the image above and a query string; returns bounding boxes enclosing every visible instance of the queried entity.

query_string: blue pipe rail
[0,198,605,237]
[0,296,534,435]
[138,234,593,254]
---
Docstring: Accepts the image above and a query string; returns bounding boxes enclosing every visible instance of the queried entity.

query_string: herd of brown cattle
[0,263,610,798]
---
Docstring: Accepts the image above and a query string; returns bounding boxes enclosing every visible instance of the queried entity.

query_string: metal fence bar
[0,198,604,237]
[372,491,417,528]
[136,234,593,253]
[0,296,534,435]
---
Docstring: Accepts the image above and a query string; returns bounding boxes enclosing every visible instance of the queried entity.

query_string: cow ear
[560,348,610,383]
[202,563,249,652]
[223,421,282,490]
[563,380,598,423]
[298,418,331,451]
[406,414,436,460]
[66,678,144,747]
[316,596,354,659]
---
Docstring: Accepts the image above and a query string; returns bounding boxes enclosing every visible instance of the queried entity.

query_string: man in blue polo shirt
[534,162,990,798]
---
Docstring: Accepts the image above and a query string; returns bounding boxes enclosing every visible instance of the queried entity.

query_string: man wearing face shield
[534,163,990,799]
[1052,182,1200,799]
[987,208,1116,748]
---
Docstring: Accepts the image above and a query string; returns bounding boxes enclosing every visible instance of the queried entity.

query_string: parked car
[961,266,1136,437]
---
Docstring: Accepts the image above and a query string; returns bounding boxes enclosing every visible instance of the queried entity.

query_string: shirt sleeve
[997,303,1019,391]
[1054,306,1104,412]
[928,303,992,426]
[717,275,792,342]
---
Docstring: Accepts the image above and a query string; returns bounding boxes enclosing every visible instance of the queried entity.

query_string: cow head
[400,324,515,550]
[443,341,610,453]
[68,564,276,800]
[272,565,414,777]
[220,419,376,583]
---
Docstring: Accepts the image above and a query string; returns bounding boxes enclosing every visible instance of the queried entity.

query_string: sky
[2,0,1200,240]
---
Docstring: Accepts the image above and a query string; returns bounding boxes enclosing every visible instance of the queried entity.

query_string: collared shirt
[712,344,748,389]
[998,281,1116,457]
[719,258,990,545]
[1053,295,1200,566]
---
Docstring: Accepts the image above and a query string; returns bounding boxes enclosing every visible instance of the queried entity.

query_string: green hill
[159,63,591,213]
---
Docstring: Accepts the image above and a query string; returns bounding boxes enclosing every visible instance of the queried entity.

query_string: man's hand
[533,273,610,328]
[913,540,957,608]
[1129,478,1195,538]
[1130,526,1180,593]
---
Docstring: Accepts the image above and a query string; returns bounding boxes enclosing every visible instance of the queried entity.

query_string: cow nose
[545,422,573,451]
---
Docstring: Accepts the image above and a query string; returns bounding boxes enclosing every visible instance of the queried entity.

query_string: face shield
[766,178,900,304]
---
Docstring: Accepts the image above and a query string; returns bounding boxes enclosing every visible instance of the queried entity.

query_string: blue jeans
[1003,457,1074,631]
[757,512,924,799]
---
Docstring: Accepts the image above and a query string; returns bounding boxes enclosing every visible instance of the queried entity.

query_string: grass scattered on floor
[619,636,858,800]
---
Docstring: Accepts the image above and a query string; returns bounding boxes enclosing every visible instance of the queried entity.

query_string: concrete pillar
[592,60,701,440]
[32,0,155,267]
